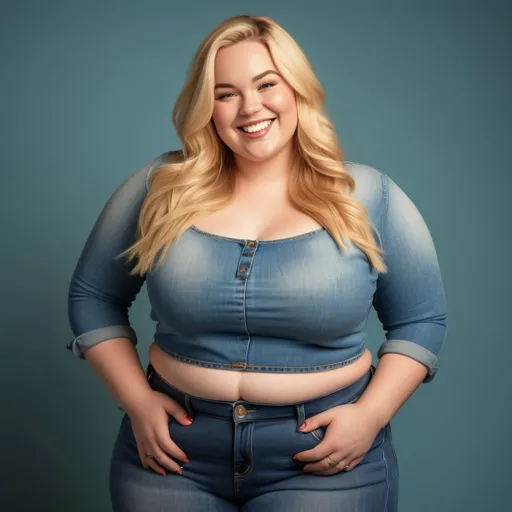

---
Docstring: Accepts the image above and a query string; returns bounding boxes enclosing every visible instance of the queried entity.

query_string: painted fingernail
[185,414,193,423]
[183,457,190,463]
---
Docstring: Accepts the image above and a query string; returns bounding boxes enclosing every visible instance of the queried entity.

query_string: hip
[110,360,399,510]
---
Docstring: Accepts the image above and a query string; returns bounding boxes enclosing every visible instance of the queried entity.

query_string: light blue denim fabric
[110,363,399,511]
[67,151,448,382]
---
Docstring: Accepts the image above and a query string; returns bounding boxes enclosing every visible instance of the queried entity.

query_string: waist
[152,333,367,372]
[148,342,373,403]
[146,361,376,421]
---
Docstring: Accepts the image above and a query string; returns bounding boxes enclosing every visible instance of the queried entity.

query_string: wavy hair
[119,14,387,276]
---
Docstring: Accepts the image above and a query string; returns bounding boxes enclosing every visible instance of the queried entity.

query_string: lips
[237,117,277,130]
[237,118,276,139]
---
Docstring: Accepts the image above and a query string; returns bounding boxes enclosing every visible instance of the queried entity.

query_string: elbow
[67,284,138,359]
[66,324,138,359]
[378,311,448,383]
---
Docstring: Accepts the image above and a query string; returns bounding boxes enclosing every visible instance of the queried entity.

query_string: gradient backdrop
[1,1,510,510]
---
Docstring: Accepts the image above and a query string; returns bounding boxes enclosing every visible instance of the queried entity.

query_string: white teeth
[241,119,273,133]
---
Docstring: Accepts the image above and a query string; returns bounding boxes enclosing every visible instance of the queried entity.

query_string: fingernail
[298,422,306,430]
[183,457,190,463]
[185,414,193,423]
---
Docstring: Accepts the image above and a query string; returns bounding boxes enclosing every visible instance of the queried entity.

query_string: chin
[242,149,278,162]
[238,140,292,162]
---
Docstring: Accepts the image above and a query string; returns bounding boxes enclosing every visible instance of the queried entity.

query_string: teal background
[1,1,510,510]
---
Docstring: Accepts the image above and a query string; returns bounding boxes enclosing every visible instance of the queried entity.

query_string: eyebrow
[214,70,281,90]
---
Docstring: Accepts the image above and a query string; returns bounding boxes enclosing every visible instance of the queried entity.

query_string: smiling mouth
[237,118,276,133]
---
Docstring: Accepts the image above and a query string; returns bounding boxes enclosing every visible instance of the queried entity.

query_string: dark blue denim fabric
[109,363,399,511]
[67,151,448,382]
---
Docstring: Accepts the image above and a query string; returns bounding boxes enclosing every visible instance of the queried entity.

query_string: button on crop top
[67,151,448,383]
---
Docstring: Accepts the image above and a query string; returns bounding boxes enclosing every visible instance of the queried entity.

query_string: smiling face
[211,41,298,164]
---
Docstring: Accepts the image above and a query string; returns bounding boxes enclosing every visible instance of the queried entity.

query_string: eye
[216,92,236,100]
[259,82,276,90]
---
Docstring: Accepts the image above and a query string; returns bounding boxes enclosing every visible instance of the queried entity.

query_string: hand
[293,402,383,475]
[125,390,193,476]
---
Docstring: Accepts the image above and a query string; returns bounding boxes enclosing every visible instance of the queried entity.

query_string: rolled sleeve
[372,173,448,383]
[66,152,169,359]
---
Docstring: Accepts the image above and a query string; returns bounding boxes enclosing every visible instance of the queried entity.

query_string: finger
[312,460,351,475]
[139,450,168,476]
[298,412,333,433]
[147,445,185,474]
[157,429,189,464]
[148,456,183,476]
[160,395,193,426]
[146,458,168,476]
[311,454,364,475]
[293,443,330,463]
[346,454,364,471]
[303,453,352,473]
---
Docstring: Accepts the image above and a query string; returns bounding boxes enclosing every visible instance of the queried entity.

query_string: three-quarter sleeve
[372,173,448,382]
[66,152,168,359]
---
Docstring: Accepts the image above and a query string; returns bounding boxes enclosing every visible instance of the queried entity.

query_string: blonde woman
[67,14,448,512]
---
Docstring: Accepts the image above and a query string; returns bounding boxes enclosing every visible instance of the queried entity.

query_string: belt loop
[295,404,305,427]
[184,394,194,418]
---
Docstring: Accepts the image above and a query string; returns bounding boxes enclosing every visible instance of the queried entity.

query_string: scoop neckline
[188,224,326,244]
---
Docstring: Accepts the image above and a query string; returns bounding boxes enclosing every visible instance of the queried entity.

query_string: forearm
[357,353,429,427]
[83,337,153,415]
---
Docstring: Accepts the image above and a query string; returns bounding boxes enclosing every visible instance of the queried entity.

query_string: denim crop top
[67,151,448,383]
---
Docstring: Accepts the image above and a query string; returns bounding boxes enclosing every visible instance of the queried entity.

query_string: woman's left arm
[356,353,429,428]
[294,171,448,473]
[360,170,450,421]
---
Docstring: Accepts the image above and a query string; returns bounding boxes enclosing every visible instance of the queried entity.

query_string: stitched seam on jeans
[388,425,399,475]
[237,423,254,477]
[380,425,390,512]
[310,429,322,442]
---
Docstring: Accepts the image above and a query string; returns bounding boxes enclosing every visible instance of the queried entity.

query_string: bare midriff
[148,342,373,404]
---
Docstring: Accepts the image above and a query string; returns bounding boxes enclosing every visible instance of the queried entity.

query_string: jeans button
[235,405,248,418]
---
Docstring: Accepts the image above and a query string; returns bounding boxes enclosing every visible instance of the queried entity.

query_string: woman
[67,15,448,511]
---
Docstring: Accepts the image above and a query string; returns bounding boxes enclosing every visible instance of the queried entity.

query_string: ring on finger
[145,452,155,459]
[326,456,350,469]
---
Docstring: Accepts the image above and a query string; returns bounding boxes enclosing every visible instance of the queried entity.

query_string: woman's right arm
[66,153,166,407]
[66,153,166,360]
[66,152,191,475]
[82,336,153,415]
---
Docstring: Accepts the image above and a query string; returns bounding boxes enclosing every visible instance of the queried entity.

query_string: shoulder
[342,160,388,219]
[144,150,182,193]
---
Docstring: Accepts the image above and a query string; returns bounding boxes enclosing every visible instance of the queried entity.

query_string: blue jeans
[109,364,399,511]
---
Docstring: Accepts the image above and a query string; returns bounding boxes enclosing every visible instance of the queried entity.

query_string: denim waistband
[146,363,376,425]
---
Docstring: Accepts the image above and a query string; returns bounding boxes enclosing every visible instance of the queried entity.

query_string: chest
[145,228,378,342]
[191,199,324,242]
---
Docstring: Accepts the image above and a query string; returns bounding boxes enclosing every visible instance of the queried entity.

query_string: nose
[239,92,262,116]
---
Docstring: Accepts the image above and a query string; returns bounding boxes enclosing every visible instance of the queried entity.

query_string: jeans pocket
[170,413,233,464]
[309,425,327,443]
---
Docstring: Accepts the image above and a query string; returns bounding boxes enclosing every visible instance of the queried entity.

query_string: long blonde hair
[119,15,387,276]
